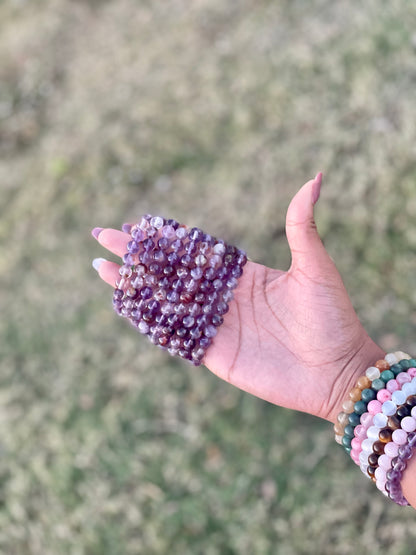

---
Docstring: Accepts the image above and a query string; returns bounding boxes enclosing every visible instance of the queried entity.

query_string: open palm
[93,175,384,423]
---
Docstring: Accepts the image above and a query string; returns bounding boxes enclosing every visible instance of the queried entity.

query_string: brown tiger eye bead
[373,441,385,455]
[368,452,379,466]
[349,387,362,402]
[375,359,390,371]
[357,376,371,389]
[406,396,416,408]
[379,428,393,443]
[367,465,377,478]
[387,415,401,430]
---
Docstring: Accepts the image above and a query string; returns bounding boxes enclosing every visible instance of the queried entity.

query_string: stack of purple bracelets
[335,351,416,506]
[112,214,247,366]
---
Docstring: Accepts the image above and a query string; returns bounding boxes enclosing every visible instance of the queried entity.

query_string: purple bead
[185,241,197,255]
[176,327,188,338]
[217,302,229,315]
[166,290,179,303]
[158,237,170,250]
[113,289,124,300]
[176,267,189,279]
[170,239,183,252]
[176,226,188,239]
[158,277,170,289]
[204,325,217,338]
[127,240,139,254]
[167,313,179,326]
[122,253,135,265]
[231,265,243,278]
[183,338,194,350]
[203,267,216,281]
[189,328,202,339]
[131,228,145,242]
[216,267,229,280]
[163,265,174,277]
[143,238,155,251]
[142,311,155,323]
[140,286,153,299]
[147,299,160,312]
[226,277,239,289]
[199,280,212,293]
[172,279,184,292]
[198,241,210,254]
[199,337,211,349]
[180,254,193,267]
[167,252,179,266]
[149,263,161,275]
[211,314,224,327]
[153,250,166,263]
[393,459,407,472]
[122,223,132,233]
[189,227,203,242]
[174,303,186,315]
[183,315,195,328]
[194,292,205,303]
[166,219,179,229]
[138,321,150,334]
[188,267,202,280]
[207,292,219,303]
[139,251,152,265]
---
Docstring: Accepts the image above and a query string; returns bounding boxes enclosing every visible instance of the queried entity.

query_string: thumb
[285,173,330,273]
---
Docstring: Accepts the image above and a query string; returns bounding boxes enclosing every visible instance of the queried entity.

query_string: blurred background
[1,0,416,553]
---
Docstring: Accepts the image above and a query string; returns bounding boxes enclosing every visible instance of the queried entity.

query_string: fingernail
[312,172,323,205]
[92,258,106,272]
[91,227,104,239]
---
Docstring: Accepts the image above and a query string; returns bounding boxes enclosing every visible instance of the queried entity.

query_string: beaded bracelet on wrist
[112,215,247,366]
[335,352,416,506]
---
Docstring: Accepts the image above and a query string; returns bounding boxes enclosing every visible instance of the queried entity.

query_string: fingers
[93,228,130,258]
[92,258,120,287]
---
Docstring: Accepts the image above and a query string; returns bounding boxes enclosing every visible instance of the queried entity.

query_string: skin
[92,173,416,508]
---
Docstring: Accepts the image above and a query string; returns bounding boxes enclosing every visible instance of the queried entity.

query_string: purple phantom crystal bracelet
[112,215,247,366]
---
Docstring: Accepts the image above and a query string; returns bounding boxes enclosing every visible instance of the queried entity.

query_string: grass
[1,0,416,553]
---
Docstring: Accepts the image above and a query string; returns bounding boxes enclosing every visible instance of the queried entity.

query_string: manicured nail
[91,227,104,239]
[92,258,106,272]
[312,172,323,205]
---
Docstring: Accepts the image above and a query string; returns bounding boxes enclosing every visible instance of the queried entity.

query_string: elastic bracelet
[112,215,247,366]
[336,352,416,506]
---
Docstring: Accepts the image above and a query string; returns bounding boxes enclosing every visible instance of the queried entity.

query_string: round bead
[382,400,397,416]
[373,441,385,455]
[371,379,385,392]
[379,428,393,443]
[375,359,391,371]
[368,426,381,440]
[354,401,367,415]
[367,400,382,415]
[378,454,392,469]
[361,388,376,403]
[391,390,407,405]
[375,467,386,481]
[366,366,380,381]
[349,387,362,402]
[380,370,395,382]
[388,415,401,430]
[361,438,374,452]
[401,416,416,433]
[377,389,391,403]
[348,412,361,426]
[342,399,355,413]
[385,353,399,365]
[360,412,373,427]
[408,368,416,378]
[412,406,416,419]
[357,376,371,389]
[386,379,399,393]
[396,372,411,385]
[373,413,388,428]
[384,441,399,457]
[392,429,408,445]
[344,424,355,438]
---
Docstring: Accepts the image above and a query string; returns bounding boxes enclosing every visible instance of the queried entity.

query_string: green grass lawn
[1,0,416,553]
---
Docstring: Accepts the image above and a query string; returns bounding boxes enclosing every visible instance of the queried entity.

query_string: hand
[92,174,384,423]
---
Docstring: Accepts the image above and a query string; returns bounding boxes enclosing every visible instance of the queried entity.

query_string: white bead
[392,390,406,405]
[395,351,411,360]
[385,353,398,365]
[359,451,368,465]
[373,413,388,428]
[366,366,380,381]
[411,406,416,419]
[368,426,380,440]
[361,438,374,452]
[150,216,164,229]
[401,382,413,397]
[382,400,397,415]
[213,243,226,255]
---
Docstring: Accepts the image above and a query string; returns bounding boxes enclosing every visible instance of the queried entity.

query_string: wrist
[325,332,385,425]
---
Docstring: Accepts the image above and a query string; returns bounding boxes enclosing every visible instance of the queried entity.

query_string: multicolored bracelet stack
[335,351,416,506]
[112,214,247,366]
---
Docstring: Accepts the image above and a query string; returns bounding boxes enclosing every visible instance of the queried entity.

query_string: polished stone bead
[140,286,153,299]
[354,401,367,415]
[180,292,193,304]
[211,314,224,327]
[163,265,175,276]
[387,415,401,430]
[379,428,393,443]
[397,405,411,418]
[127,240,139,254]
[203,267,216,280]
[373,441,385,455]
[176,226,188,239]
[191,267,204,280]
[148,263,161,275]
[170,239,183,252]
[199,337,212,349]
[357,376,371,389]
[348,412,361,426]
[361,388,376,403]
[380,370,395,382]
[185,241,198,255]
[177,267,189,279]
[368,452,379,466]
[371,379,385,392]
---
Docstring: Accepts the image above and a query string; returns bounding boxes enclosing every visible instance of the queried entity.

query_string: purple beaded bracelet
[112,215,247,366]
[385,431,416,505]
